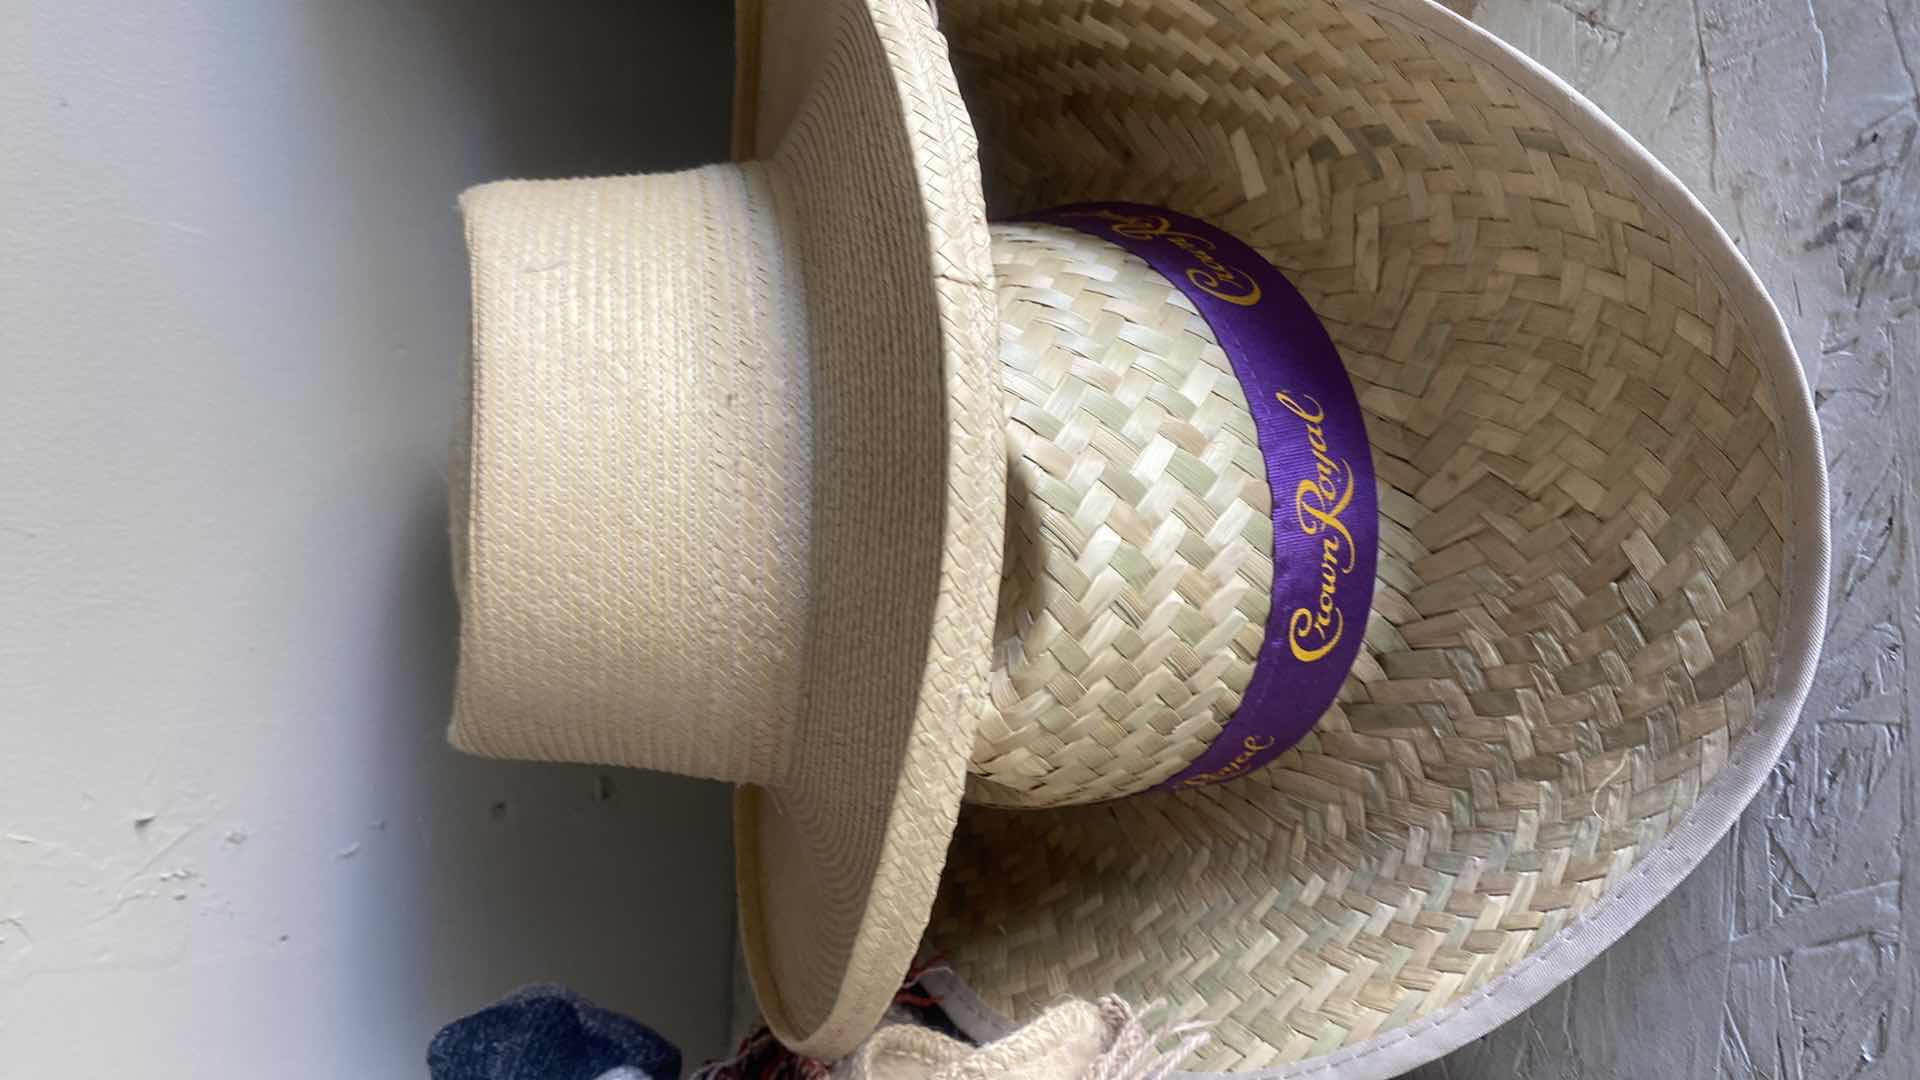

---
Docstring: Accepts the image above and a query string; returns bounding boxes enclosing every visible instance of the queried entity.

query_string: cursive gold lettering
[1185,266,1262,306]
[1063,208,1264,306]
[1279,389,1360,664]
[1276,391,1325,423]
[1178,734,1280,786]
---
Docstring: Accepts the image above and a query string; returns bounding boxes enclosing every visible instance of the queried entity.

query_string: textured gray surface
[1410,1,1919,1077]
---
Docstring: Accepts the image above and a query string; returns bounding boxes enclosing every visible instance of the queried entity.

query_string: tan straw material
[895,0,1829,1072]
[458,0,1827,1069]
[453,0,1001,1059]
[977,221,1374,807]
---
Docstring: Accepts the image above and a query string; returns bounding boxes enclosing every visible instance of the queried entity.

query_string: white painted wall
[0,3,737,1076]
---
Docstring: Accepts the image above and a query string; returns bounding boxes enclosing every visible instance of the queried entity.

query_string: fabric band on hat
[1022,203,1378,790]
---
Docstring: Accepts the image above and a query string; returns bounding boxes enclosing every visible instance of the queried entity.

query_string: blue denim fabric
[428,984,682,1080]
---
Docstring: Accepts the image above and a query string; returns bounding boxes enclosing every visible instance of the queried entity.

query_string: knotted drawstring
[1084,997,1211,1080]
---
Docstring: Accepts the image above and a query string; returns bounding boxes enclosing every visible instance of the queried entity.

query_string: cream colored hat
[455,0,1827,1072]
[452,0,1001,1058]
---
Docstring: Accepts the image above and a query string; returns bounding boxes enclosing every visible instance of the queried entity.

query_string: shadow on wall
[293,0,737,1066]
[412,0,735,178]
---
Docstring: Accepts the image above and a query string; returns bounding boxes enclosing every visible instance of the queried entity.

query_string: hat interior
[929,0,1820,1071]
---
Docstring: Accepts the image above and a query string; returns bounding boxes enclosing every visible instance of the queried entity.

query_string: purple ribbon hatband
[1024,203,1379,791]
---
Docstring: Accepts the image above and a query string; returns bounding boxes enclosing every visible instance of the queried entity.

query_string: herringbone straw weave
[912,0,1827,1073]
[976,221,1393,806]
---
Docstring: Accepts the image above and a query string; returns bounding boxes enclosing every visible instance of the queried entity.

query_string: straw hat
[453,0,1828,1072]
[452,0,1002,1058]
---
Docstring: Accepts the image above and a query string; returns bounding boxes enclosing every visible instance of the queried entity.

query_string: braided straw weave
[927,0,1820,1071]
[977,221,1381,806]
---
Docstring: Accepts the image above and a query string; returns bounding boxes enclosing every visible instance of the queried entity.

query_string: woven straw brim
[898,0,1826,1074]
[727,0,1001,1059]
